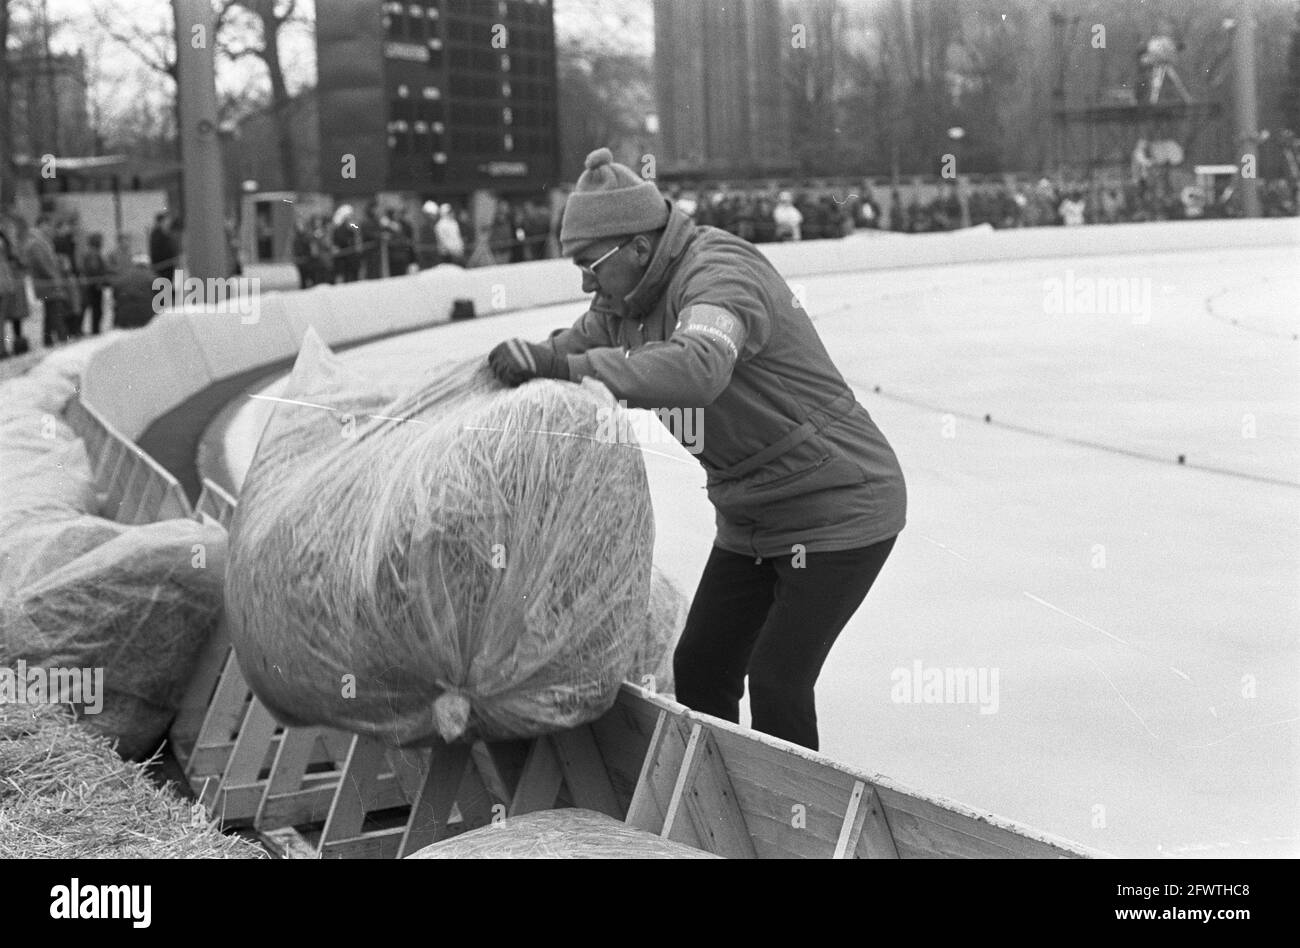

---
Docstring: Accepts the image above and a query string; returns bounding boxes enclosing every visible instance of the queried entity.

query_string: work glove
[488,338,571,387]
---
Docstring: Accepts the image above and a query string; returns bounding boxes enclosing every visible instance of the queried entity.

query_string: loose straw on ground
[0,702,265,859]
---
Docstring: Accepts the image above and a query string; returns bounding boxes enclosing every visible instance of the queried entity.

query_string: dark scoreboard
[317,0,559,197]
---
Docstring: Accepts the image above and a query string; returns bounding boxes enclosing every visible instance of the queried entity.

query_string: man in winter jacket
[488,148,906,751]
[24,215,71,346]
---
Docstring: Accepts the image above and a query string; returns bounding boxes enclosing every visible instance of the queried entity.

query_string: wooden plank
[834,781,867,859]
[212,697,279,823]
[660,722,705,849]
[453,756,497,831]
[468,742,512,806]
[704,722,861,859]
[588,687,670,813]
[260,771,410,829]
[156,481,191,520]
[319,736,384,844]
[169,626,232,756]
[117,455,149,524]
[873,785,1078,858]
[551,726,621,819]
[675,726,757,858]
[508,737,565,817]
[387,746,432,805]
[255,727,324,827]
[320,827,405,860]
[397,742,472,857]
[855,785,901,859]
[625,710,689,835]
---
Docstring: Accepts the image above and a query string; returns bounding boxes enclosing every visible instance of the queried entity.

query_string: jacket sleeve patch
[677,303,746,362]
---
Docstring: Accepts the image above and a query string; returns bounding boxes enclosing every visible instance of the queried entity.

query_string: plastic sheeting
[405,808,720,859]
[226,329,661,746]
[1,337,226,760]
[0,518,227,759]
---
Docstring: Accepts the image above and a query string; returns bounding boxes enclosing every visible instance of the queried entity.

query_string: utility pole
[1232,0,1261,218]
[173,0,227,279]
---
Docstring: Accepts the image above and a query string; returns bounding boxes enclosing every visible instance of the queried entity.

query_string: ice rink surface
[217,234,1299,858]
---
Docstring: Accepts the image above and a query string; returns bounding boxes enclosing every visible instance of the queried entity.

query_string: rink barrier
[77,217,1299,452]
[159,477,1100,858]
[64,395,193,524]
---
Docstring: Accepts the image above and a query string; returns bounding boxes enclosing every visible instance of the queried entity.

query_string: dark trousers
[41,298,70,346]
[85,286,105,334]
[673,535,897,751]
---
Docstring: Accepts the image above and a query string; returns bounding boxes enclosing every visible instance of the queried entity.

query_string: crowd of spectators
[289,197,556,289]
[663,175,1297,240]
[0,208,169,359]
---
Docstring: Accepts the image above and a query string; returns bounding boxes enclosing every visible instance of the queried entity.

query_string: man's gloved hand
[488,339,571,387]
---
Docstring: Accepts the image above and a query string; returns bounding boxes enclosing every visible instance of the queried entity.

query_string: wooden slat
[834,781,867,859]
[587,686,672,813]
[508,737,565,817]
[551,726,621,819]
[319,827,405,860]
[397,742,472,857]
[387,746,433,804]
[452,756,497,831]
[660,722,704,849]
[156,481,191,520]
[703,722,862,859]
[873,785,1077,858]
[319,735,382,845]
[256,727,327,828]
[259,770,410,830]
[658,723,755,858]
[169,627,232,758]
[624,710,688,834]
[213,697,279,823]
[855,785,901,859]
[468,742,512,805]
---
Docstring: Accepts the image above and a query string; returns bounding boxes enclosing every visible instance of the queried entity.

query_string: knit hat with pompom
[559,147,669,257]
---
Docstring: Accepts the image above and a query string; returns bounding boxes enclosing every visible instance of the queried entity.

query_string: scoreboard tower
[316,0,560,200]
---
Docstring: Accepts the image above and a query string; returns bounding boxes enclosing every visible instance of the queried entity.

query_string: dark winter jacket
[544,201,906,558]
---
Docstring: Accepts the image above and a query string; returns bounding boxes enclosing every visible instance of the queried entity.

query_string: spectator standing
[773,191,802,241]
[291,220,316,289]
[489,201,515,264]
[387,209,414,275]
[0,225,31,357]
[359,203,384,279]
[148,212,176,281]
[79,232,109,334]
[111,254,158,329]
[417,202,441,269]
[24,215,72,346]
[332,206,361,283]
[1059,191,1087,226]
[436,204,466,265]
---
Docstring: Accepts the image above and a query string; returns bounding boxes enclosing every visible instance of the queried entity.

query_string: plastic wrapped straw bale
[405,808,721,859]
[630,567,687,695]
[0,517,228,759]
[226,329,656,746]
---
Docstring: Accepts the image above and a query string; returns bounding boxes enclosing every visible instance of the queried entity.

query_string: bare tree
[219,0,308,190]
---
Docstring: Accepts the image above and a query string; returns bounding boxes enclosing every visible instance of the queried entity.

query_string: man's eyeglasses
[577,242,624,277]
